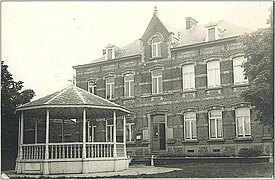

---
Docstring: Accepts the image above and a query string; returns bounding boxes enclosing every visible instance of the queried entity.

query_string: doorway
[151,115,166,152]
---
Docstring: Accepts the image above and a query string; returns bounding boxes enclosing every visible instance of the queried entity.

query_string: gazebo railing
[21,142,125,160]
[22,144,45,160]
[86,142,114,158]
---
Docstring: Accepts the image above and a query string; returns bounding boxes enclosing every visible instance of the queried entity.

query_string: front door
[151,115,166,152]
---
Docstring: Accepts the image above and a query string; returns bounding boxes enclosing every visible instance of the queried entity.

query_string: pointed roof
[16,86,130,118]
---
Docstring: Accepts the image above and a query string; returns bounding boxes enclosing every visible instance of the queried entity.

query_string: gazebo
[15,85,131,174]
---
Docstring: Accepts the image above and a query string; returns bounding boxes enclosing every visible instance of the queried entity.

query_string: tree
[1,61,35,170]
[239,8,273,126]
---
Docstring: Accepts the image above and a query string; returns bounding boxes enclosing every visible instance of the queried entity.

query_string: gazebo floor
[16,157,129,174]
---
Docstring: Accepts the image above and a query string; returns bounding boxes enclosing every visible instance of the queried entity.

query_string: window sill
[262,136,273,140]
[107,97,117,101]
[141,141,150,145]
[166,140,176,144]
[207,138,225,142]
[232,83,250,88]
[121,96,135,100]
[149,56,162,60]
[151,93,164,97]
[181,89,197,93]
[234,137,253,141]
[182,139,199,143]
[126,141,136,145]
[205,86,222,91]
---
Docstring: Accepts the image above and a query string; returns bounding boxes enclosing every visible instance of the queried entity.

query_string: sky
[2,1,272,100]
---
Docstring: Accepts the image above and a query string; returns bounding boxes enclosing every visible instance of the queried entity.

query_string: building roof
[16,85,130,118]
[75,16,252,67]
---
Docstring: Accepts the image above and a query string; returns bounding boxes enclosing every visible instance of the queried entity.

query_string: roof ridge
[45,86,71,105]
[73,86,87,104]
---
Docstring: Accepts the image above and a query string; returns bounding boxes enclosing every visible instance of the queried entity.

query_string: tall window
[182,64,195,90]
[106,120,113,142]
[124,74,134,97]
[207,60,220,88]
[184,112,197,140]
[233,56,248,84]
[151,36,162,58]
[126,123,134,142]
[106,77,114,99]
[208,28,216,41]
[209,110,223,139]
[152,69,163,94]
[235,107,251,137]
[88,80,97,94]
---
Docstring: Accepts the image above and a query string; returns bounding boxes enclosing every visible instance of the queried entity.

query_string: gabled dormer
[141,7,171,61]
[103,44,123,60]
[205,22,226,42]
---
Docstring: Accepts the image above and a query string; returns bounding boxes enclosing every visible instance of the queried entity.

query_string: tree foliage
[239,9,273,126]
[1,61,35,169]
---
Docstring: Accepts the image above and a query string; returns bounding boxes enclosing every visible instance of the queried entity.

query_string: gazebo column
[34,119,38,144]
[16,111,24,173]
[82,109,87,158]
[43,109,50,175]
[82,109,87,174]
[113,111,117,158]
[123,115,127,157]
[19,111,24,159]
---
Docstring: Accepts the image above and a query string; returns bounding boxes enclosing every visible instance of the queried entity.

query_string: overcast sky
[2,1,272,100]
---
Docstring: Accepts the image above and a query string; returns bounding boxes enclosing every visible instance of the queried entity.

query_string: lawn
[112,162,274,178]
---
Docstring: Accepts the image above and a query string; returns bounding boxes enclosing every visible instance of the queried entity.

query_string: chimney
[153,6,158,17]
[185,17,198,30]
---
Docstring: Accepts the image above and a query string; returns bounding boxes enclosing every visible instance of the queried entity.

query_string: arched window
[151,36,162,58]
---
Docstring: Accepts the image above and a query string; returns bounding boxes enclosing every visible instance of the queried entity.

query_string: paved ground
[3,165,181,179]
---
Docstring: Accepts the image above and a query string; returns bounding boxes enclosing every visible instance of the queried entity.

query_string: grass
[118,162,274,178]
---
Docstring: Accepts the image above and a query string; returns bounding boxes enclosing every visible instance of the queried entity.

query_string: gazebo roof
[16,85,130,118]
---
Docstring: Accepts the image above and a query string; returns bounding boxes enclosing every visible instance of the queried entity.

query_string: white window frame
[208,110,223,139]
[106,120,113,142]
[182,64,195,90]
[151,69,163,94]
[207,60,221,88]
[126,123,134,142]
[106,77,115,99]
[235,107,251,137]
[88,80,97,94]
[184,112,197,140]
[208,27,216,41]
[151,36,162,58]
[105,48,115,60]
[233,56,248,85]
[124,74,134,97]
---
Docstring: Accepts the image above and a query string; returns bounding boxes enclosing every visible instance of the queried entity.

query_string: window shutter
[143,129,149,140]
[167,127,173,139]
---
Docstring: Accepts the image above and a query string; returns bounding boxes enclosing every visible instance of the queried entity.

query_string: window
[124,74,134,97]
[209,110,223,139]
[233,56,248,84]
[151,36,162,58]
[208,28,215,41]
[88,80,97,94]
[184,112,197,140]
[126,123,134,142]
[106,77,114,99]
[182,64,195,90]
[106,48,114,60]
[152,69,163,94]
[235,107,251,137]
[88,123,97,142]
[207,60,220,88]
[106,120,113,142]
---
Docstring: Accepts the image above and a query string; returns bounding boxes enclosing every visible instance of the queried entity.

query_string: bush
[238,147,263,157]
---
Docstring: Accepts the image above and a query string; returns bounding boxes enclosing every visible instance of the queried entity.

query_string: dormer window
[208,28,216,41]
[105,48,115,60]
[151,36,162,58]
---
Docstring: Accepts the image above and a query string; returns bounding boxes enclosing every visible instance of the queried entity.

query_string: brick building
[72,8,273,156]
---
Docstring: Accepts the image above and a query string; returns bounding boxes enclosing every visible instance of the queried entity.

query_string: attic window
[208,28,216,41]
[106,48,115,60]
[151,36,162,58]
